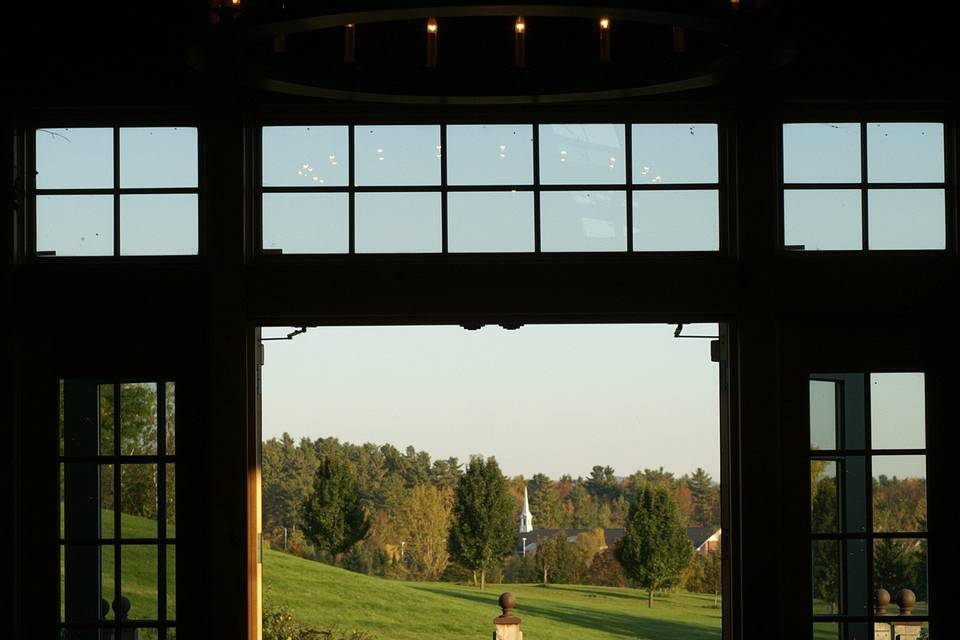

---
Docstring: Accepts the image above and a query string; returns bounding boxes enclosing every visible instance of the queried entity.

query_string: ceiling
[6,1,956,109]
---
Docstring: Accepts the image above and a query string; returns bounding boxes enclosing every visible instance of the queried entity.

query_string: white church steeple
[519,485,534,533]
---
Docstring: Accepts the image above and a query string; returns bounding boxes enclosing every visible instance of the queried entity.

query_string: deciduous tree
[447,456,515,590]
[615,485,692,607]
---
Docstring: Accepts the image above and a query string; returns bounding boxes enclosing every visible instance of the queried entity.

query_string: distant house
[518,526,721,557]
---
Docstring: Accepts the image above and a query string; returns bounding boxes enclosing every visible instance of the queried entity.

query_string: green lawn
[60,507,176,623]
[263,549,722,640]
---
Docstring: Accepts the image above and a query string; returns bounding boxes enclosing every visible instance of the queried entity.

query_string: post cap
[896,588,916,615]
[875,588,891,614]
[494,592,521,625]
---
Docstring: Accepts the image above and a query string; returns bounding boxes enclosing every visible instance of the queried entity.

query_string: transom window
[809,373,928,639]
[259,123,720,255]
[782,123,946,251]
[34,127,199,257]
[60,380,177,639]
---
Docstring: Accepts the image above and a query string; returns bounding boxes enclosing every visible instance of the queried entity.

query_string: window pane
[119,194,198,256]
[122,545,159,620]
[812,622,839,640]
[810,379,838,450]
[867,189,945,250]
[870,373,925,449]
[61,462,114,539]
[812,540,841,614]
[262,192,349,254]
[37,195,114,256]
[61,544,110,623]
[843,457,867,534]
[867,123,944,183]
[844,538,869,616]
[783,190,861,251]
[165,382,176,456]
[100,384,115,455]
[355,192,441,253]
[355,125,441,186]
[120,127,198,188]
[632,123,718,184]
[448,191,534,252]
[36,127,113,189]
[166,545,176,620]
[632,190,719,251]
[783,123,860,184]
[262,126,349,187]
[539,124,626,184]
[540,190,627,252]
[121,464,158,538]
[102,545,116,620]
[101,464,115,539]
[120,383,158,456]
[873,538,928,614]
[447,124,533,185]
[811,460,838,533]
[873,455,926,533]
[165,465,176,539]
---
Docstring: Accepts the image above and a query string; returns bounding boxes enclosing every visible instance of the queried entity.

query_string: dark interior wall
[3,2,958,638]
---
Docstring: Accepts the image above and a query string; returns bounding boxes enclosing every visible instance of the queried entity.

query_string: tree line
[262,433,723,603]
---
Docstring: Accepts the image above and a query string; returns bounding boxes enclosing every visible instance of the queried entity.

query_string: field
[263,548,722,640]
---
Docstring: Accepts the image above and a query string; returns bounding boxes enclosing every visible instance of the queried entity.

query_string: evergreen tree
[300,454,371,557]
[585,465,620,502]
[615,485,692,607]
[447,455,515,590]
[528,473,564,529]
[687,468,713,526]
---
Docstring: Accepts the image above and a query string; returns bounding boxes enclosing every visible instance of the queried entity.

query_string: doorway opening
[258,322,725,640]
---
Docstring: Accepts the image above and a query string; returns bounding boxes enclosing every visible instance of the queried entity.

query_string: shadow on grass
[409,586,721,640]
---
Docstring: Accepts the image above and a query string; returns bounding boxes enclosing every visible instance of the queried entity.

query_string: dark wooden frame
[4,97,958,640]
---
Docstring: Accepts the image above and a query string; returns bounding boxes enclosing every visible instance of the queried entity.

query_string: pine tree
[615,485,692,607]
[447,455,515,590]
[687,468,713,526]
[300,454,371,557]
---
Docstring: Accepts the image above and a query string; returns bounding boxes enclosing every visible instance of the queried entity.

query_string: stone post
[493,592,523,640]
[874,589,891,640]
[890,589,921,640]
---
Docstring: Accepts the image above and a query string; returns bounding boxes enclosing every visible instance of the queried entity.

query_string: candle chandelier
[188,2,794,104]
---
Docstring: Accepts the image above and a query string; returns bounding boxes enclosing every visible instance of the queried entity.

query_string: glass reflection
[355,126,441,186]
[262,126,349,187]
[447,125,533,185]
[540,190,627,252]
[539,124,626,184]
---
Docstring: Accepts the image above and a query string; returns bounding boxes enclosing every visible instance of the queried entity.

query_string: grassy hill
[263,548,722,640]
[60,507,175,622]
